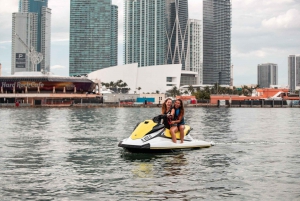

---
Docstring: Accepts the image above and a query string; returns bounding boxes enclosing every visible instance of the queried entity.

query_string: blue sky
[0,0,300,86]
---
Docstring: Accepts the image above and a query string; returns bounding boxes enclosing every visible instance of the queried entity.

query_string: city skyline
[0,0,300,86]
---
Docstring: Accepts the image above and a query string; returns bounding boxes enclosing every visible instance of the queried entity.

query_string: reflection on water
[0,107,300,200]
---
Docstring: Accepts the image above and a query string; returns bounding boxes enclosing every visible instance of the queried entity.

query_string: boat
[118,115,214,152]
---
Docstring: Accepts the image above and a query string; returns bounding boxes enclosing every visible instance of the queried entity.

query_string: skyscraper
[203,0,231,85]
[288,55,300,92]
[257,63,278,88]
[11,0,51,74]
[186,19,202,84]
[111,5,118,67]
[124,0,166,67]
[69,0,118,76]
[166,0,189,70]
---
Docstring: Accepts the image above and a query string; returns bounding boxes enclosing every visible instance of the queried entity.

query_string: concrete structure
[124,0,166,67]
[12,0,51,74]
[288,55,300,92]
[88,63,198,94]
[166,0,189,70]
[203,0,231,85]
[69,0,118,76]
[257,63,278,88]
[186,19,202,84]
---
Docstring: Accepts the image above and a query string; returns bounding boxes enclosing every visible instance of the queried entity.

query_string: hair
[162,98,172,114]
[175,99,184,117]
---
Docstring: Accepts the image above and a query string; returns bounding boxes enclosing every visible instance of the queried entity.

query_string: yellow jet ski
[118,115,214,152]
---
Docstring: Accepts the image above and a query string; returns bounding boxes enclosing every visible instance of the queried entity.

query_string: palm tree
[137,87,141,94]
[167,86,180,97]
[187,85,194,95]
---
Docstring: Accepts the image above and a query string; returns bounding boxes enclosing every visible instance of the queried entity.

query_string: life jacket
[173,107,185,124]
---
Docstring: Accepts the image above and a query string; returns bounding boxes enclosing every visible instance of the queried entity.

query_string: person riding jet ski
[118,113,214,152]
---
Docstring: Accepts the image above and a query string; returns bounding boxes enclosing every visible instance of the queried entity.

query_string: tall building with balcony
[203,0,231,85]
[257,63,278,88]
[11,0,51,74]
[69,0,118,76]
[288,55,300,92]
[186,19,202,85]
[124,0,166,67]
[166,0,189,70]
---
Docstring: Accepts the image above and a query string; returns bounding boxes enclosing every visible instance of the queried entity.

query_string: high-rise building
[11,0,51,74]
[257,63,278,88]
[288,55,300,92]
[124,0,166,67]
[186,19,202,84]
[69,0,118,76]
[203,0,231,85]
[111,5,118,67]
[166,0,189,70]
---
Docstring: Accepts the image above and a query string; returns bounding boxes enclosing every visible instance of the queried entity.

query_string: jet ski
[118,115,214,152]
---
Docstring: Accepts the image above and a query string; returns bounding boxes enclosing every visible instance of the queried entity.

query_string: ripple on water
[0,107,300,200]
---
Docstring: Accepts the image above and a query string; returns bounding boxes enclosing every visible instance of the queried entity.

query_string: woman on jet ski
[161,98,173,129]
[169,99,185,143]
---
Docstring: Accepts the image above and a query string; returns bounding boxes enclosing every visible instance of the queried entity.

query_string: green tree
[187,85,194,94]
[167,86,181,97]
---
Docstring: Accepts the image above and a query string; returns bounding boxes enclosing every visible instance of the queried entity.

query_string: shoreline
[1,103,299,108]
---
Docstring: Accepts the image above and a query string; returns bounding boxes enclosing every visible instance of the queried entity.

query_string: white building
[186,19,202,85]
[11,1,51,75]
[40,6,52,73]
[88,63,197,94]
[11,12,38,74]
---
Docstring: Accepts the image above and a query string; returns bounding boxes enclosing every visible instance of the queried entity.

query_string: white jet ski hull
[118,128,213,152]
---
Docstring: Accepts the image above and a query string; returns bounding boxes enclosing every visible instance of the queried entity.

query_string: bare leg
[179,125,185,143]
[170,126,178,143]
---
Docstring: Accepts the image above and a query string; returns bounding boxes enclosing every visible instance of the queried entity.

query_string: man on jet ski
[169,99,185,143]
[161,98,173,129]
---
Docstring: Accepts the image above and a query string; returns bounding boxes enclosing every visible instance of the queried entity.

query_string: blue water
[0,107,299,200]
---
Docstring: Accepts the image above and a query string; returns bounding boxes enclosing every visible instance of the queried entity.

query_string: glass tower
[124,0,166,67]
[69,0,118,76]
[166,0,189,70]
[203,0,231,85]
[12,0,51,73]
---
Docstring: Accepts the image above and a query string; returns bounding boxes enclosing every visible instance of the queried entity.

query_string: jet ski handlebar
[152,114,167,123]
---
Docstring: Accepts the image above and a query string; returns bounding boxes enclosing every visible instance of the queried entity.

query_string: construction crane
[14,33,43,72]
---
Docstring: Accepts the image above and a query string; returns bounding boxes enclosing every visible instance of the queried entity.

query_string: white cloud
[51,65,66,69]
[0,0,18,14]
[262,9,300,29]
[0,41,11,44]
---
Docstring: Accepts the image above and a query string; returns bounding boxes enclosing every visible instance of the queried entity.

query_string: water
[0,107,300,200]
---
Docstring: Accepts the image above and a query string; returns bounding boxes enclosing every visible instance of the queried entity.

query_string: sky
[0,0,300,86]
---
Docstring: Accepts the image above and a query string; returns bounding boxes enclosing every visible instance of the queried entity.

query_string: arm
[169,108,175,119]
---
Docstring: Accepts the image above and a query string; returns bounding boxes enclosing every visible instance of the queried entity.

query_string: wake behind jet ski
[118,115,214,152]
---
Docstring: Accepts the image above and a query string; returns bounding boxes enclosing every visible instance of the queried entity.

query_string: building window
[166,77,172,82]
